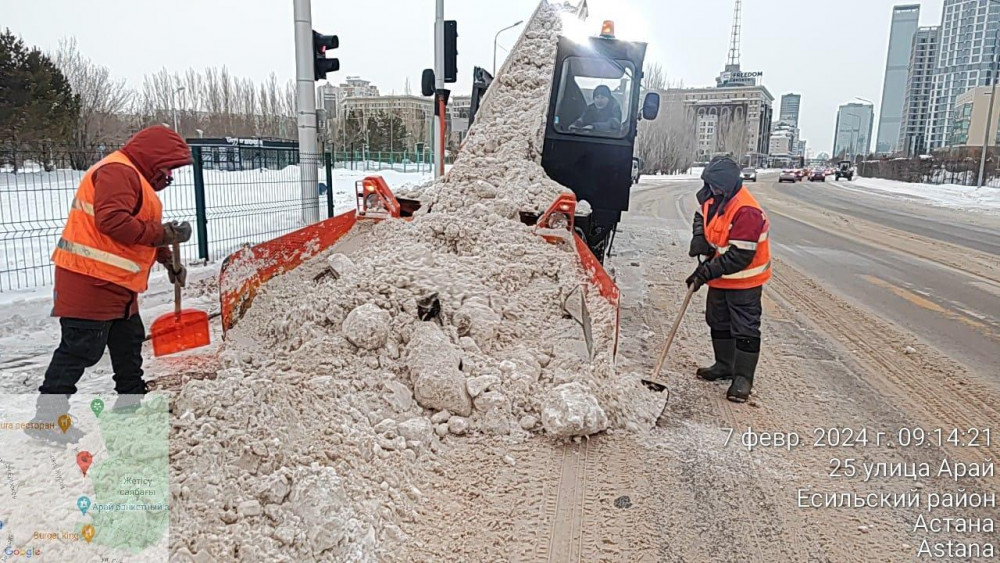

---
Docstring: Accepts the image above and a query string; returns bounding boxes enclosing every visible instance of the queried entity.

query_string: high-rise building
[926,0,1000,149]
[833,102,875,158]
[779,93,801,127]
[876,5,921,154]
[900,26,941,155]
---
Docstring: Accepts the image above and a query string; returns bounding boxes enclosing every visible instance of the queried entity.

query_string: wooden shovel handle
[650,284,696,381]
[172,241,182,315]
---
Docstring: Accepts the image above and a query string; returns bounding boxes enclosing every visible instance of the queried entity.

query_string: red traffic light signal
[313,31,339,81]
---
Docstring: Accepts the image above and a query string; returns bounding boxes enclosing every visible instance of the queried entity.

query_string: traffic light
[444,20,458,83]
[313,31,339,81]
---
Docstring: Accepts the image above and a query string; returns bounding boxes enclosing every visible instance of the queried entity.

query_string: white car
[778,169,798,183]
[741,168,758,182]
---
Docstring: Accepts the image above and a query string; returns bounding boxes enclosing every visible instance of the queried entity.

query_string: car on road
[778,169,798,183]
[808,169,826,181]
[741,168,758,182]
[793,169,804,181]
[631,158,640,184]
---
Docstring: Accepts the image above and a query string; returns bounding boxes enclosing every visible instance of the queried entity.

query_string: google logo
[3,547,42,557]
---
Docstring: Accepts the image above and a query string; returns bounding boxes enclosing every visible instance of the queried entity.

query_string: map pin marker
[77,496,91,516]
[90,399,104,418]
[81,524,95,543]
[77,451,93,476]
[57,414,72,434]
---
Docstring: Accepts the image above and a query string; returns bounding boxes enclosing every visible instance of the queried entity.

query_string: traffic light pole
[434,0,445,178]
[293,0,321,223]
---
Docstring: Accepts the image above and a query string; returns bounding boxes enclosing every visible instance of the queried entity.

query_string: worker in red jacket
[686,156,771,402]
[40,125,194,405]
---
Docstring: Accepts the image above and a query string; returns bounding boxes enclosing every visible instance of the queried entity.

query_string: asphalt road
[627,172,1000,383]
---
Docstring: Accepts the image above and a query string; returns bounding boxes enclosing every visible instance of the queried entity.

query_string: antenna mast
[727,0,742,68]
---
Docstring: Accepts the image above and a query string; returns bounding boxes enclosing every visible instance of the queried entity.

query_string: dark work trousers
[705,286,763,341]
[39,315,148,395]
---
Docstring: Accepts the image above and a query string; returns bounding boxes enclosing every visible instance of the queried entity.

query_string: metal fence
[1,144,433,292]
[857,157,1000,188]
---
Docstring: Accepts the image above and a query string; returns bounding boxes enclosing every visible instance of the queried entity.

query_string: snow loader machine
[520,19,660,265]
[216,13,656,363]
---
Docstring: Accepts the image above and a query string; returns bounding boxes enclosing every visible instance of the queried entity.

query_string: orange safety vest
[51,151,163,293]
[702,187,771,290]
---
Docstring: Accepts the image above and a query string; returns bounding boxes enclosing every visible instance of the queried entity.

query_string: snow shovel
[149,242,211,357]
[641,283,697,394]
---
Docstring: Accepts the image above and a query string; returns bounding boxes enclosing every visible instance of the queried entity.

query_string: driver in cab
[571,85,622,132]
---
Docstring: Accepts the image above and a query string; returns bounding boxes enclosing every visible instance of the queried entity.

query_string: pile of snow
[845,177,1000,212]
[169,3,651,560]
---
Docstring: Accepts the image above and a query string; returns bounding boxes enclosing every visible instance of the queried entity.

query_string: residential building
[949,86,1000,146]
[900,26,941,155]
[795,139,807,158]
[833,102,875,158]
[779,93,801,127]
[927,0,1000,149]
[876,5,921,154]
[672,84,775,166]
[317,76,380,120]
[340,94,472,150]
[769,130,793,167]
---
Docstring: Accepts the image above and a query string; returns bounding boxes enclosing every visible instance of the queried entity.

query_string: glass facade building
[833,103,875,158]
[876,5,921,154]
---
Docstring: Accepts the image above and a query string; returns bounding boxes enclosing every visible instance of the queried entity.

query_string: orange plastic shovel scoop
[150,242,210,357]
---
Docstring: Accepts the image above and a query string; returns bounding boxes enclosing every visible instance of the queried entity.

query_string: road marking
[861,274,998,338]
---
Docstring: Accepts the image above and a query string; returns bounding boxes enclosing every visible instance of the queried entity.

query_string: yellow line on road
[861,275,997,339]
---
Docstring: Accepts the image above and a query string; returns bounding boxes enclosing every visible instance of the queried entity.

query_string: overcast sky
[6,0,946,154]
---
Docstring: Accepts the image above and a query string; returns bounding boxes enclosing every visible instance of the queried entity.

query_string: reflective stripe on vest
[721,260,771,280]
[51,151,162,293]
[56,238,142,273]
[71,197,95,216]
[702,187,772,289]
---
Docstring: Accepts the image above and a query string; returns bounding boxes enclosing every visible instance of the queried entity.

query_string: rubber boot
[696,336,736,381]
[727,346,760,403]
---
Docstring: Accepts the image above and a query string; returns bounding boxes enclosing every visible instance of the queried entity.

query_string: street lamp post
[172,86,185,133]
[978,6,1000,188]
[493,20,524,76]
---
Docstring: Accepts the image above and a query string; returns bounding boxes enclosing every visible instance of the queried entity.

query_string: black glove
[685,261,720,292]
[166,263,187,287]
[159,221,192,246]
[689,235,714,258]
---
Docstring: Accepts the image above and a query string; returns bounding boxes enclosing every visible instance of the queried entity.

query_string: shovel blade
[150,309,211,357]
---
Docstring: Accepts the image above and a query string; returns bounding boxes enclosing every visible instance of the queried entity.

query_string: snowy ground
[0,166,432,292]
[840,176,1000,212]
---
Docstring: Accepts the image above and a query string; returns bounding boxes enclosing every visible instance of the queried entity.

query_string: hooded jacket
[691,156,767,281]
[53,126,193,320]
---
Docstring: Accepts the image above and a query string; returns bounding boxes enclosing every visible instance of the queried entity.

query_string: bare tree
[642,62,666,91]
[53,38,134,159]
[635,81,696,174]
[717,110,748,164]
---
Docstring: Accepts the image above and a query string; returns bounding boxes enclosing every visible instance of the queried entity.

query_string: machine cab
[540,28,657,261]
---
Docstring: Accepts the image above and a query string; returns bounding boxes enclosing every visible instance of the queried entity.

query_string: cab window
[553,56,636,139]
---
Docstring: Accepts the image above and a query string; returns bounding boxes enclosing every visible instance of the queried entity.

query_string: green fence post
[325,152,335,218]
[191,146,209,261]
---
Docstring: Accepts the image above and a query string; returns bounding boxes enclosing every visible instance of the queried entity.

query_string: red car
[793,169,804,181]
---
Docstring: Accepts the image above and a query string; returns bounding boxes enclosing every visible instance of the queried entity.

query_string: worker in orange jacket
[38,126,193,423]
[686,156,771,402]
